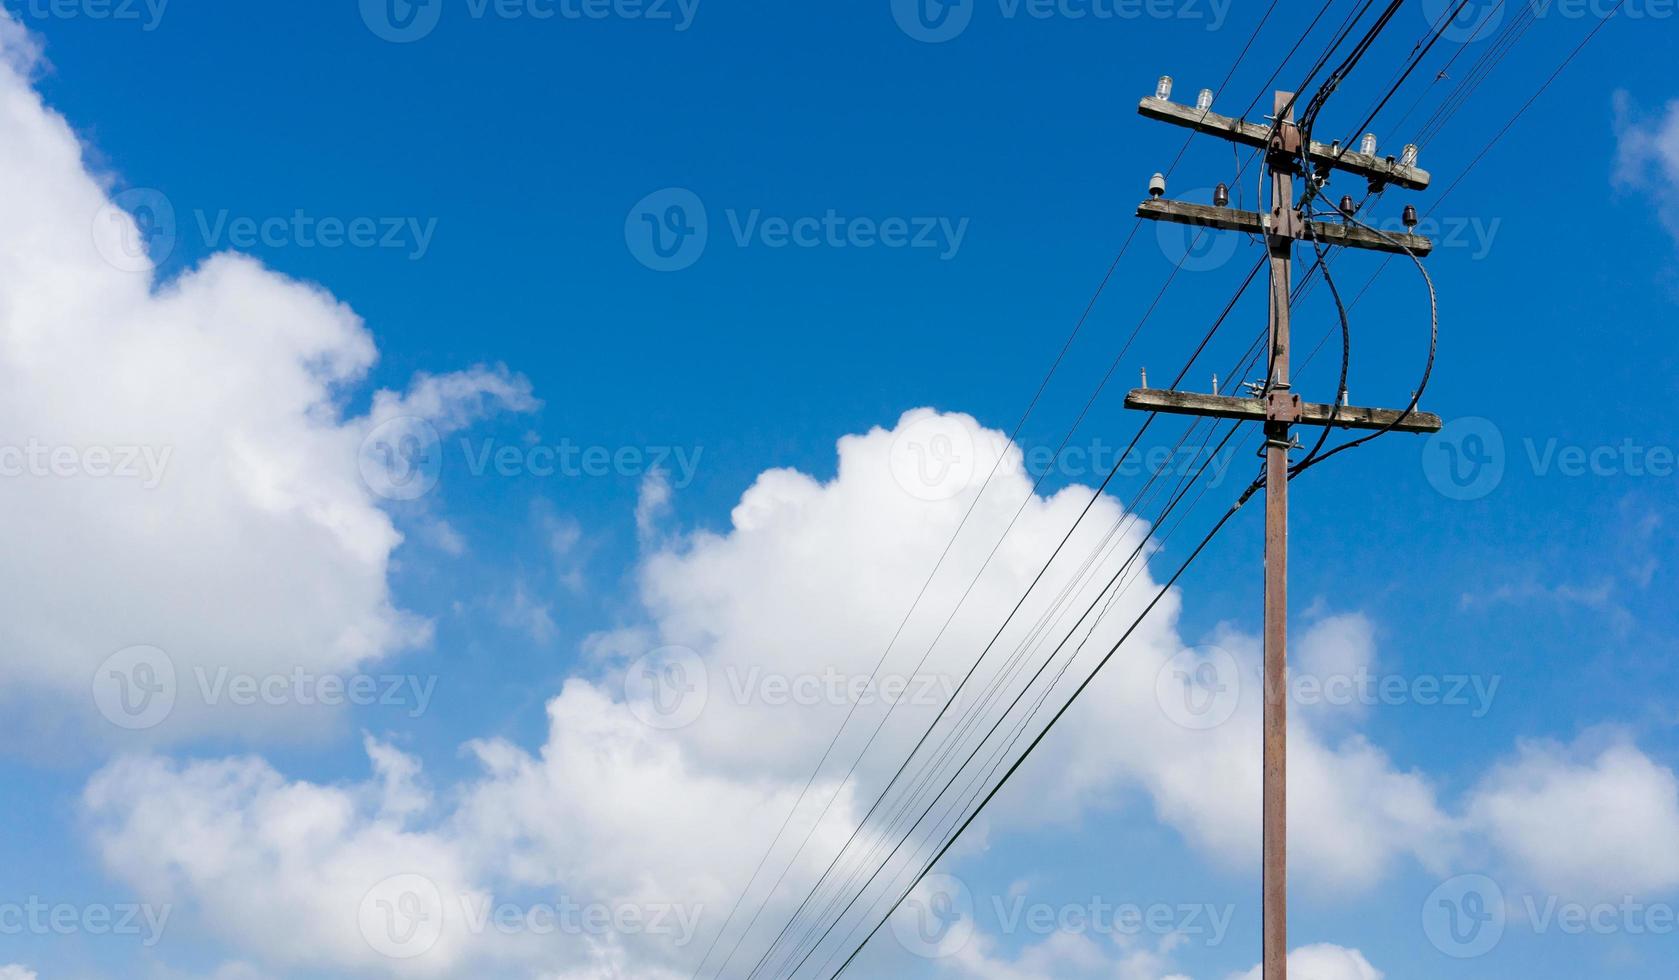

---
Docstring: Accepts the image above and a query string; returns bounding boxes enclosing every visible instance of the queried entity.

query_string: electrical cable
[721,4,1506,972]
[1291,231,1353,473]
[689,8,1295,973]
[790,415,1256,979]
[793,8,1514,966]
[823,474,1260,979]
[1297,2,1623,385]
[777,320,1275,977]
[778,288,1281,977]
[1336,0,1478,153]
[1290,206,1436,478]
[739,255,1264,980]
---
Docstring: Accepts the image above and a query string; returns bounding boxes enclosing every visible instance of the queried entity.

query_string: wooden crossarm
[1124,389,1443,434]
[1137,199,1433,257]
[1138,96,1432,190]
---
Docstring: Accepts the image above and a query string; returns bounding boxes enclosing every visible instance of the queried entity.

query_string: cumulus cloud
[0,9,534,745]
[8,8,1664,971]
[1228,944,1382,980]
[83,407,1480,977]
[989,612,1456,891]
[1467,734,1679,900]
[932,933,1382,980]
[84,740,486,976]
[1294,613,1377,695]
[945,929,1169,980]
[85,691,851,978]
[0,966,39,980]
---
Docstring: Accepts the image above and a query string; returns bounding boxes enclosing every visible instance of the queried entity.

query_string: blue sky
[0,1,1677,978]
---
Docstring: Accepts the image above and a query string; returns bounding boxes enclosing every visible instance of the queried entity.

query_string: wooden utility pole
[1261,91,1295,980]
[1127,87,1442,980]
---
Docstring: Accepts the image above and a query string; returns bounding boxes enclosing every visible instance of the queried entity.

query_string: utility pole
[1262,91,1295,980]
[1127,85,1443,980]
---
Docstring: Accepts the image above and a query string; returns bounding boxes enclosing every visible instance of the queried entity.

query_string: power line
[740,256,1261,980]
[822,414,1257,980]
[811,5,1635,974]
[1296,2,1626,380]
[1290,3,1605,464]
[780,416,1233,977]
[726,5,1459,974]
[810,401,1266,978]
[1292,234,1354,472]
[1342,0,1477,145]
[770,271,1298,976]
[825,474,1258,978]
[768,208,1342,978]
[687,9,1294,975]
[712,9,1369,966]
[1416,2,1541,148]
[1291,207,1437,478]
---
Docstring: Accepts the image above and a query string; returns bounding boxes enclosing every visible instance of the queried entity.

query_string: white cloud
[1295,613,1377,691]
[946,929,1159,980]
[0,7,1668,980]
[85,687,853,978]
[85,745,488,977]
[1468,734,1679,900]
[1228,944,1382,980]
[535,941,687,980]
[934,934,1382,980]
[83,408,1472,977]
[1460,581,1616,610]
[0,10,534,745]
[635,467,674,546]
[987,612,1456,891]
[74,401,1679,976]
[538,505,588,593]
[147,962,275,980]
[495,580,559,644]
[1613,91,1679,241]
[415,516,468,556]
[0,7,40,76]
[0,965,39,980]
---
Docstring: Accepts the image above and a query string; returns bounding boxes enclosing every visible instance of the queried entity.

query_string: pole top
[1273,90,1295,121]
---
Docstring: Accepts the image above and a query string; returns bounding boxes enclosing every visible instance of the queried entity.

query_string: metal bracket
[1266,207,1306,241]
[1265,389,1302,424]
[1267,116,1302,157]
